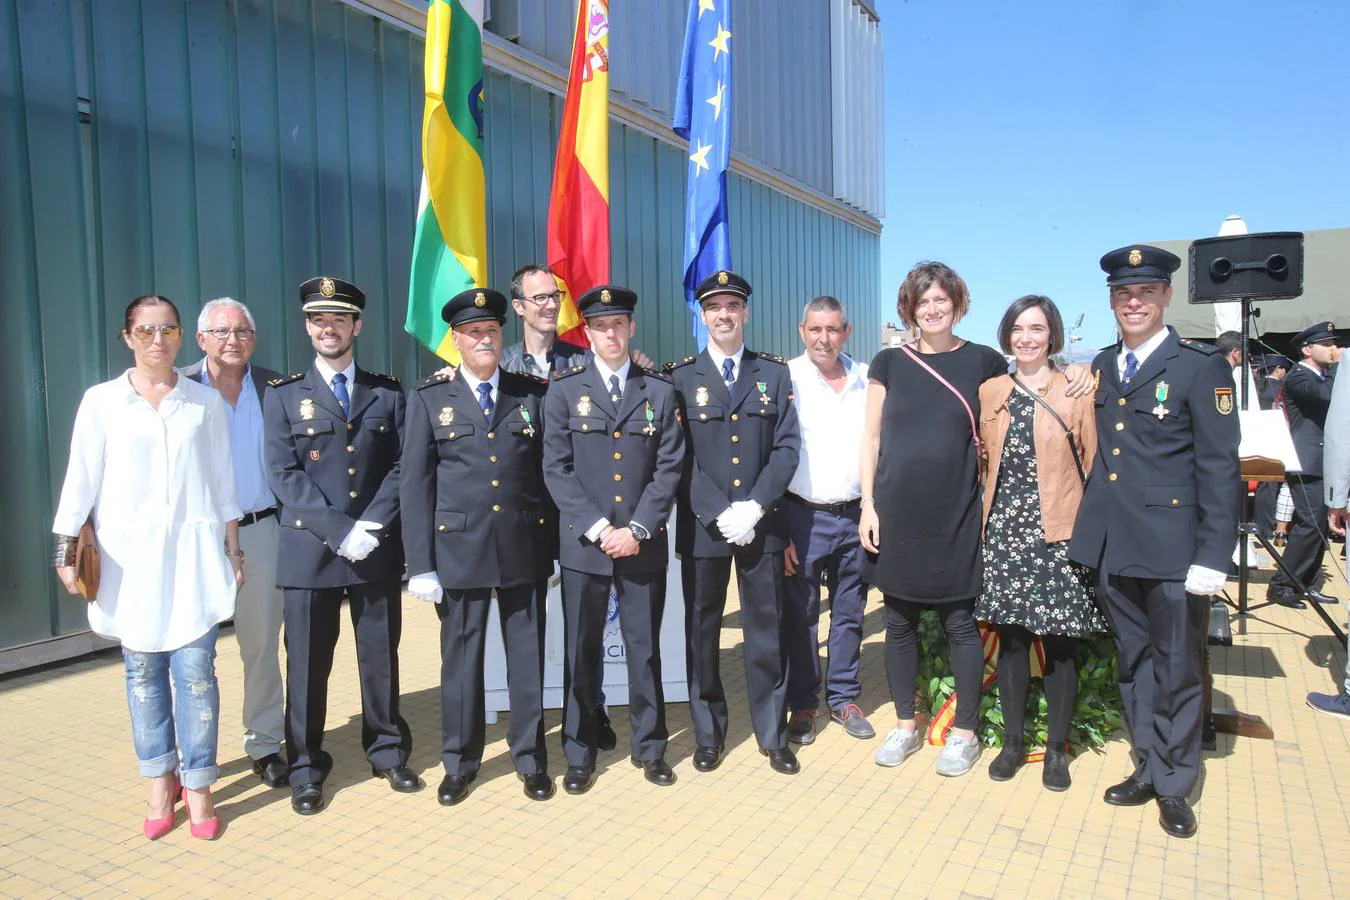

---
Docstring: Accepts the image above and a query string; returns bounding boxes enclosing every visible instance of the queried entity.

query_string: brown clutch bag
[74,517,100,601]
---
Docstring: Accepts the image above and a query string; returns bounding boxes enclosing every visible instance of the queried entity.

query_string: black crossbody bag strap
[1010,376,1087,486]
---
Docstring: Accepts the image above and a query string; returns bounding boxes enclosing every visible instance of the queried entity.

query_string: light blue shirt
[203,364,275,514]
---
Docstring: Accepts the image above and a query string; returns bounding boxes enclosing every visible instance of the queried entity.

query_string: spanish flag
[547,0,611,348]
[404,0,487,363]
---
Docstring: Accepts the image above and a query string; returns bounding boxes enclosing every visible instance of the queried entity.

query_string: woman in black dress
[860,264,1090,777]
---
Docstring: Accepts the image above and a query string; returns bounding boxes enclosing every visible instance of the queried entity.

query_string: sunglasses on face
[127,324,183,343]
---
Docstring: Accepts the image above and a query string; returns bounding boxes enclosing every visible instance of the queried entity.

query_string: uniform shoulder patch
[368,371,401,383]
[1178,338,1219,355]
[639,365,671,382]
[267,372,303,387]
[756,352,787,365]
[553,364,587,380]
[416,372,451,390]
[664,356,696,372]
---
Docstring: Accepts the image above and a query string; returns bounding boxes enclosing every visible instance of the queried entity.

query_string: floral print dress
[976,390,1106,636]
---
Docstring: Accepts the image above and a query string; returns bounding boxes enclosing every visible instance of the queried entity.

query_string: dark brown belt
[787,494,860,514]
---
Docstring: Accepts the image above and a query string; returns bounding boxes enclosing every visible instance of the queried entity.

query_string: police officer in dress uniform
[1069,246,1240,840]
[667,270,802,775]
[542,286,685,794]
[1266,322,1339,607]
[263,277,419,816]
[401,288,555,806]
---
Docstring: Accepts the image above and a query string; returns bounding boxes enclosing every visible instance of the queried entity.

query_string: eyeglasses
[202,328,257,342]
[520,291,562,307]
[127,324,183,343]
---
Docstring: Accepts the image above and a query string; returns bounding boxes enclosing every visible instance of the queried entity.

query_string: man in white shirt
[182,298,287,789]
[782,297,875,745]
[1309,354,1350,719]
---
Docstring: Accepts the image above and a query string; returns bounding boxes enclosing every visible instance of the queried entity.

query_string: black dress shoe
[563,766,596,795]
[595,707,618,752]
[291,782,325,816]
[786,709,816,745]
[519,771,556,801]
[1042,748,1071,792]
[437,773,474,806]
[631,757,676,786]
[1103,776,1156,807]
[760,747,800,775]
[252,753,289,789]
[372,763,424,793]
[987,742,1024,782]
[1157,795,1197,838]
[691,745,724,772]
[1267,587,1307,609]
[1308,589,1339,605]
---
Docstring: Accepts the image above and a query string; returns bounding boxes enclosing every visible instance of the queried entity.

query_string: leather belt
[787,494,860,514]
[240,507,277,527]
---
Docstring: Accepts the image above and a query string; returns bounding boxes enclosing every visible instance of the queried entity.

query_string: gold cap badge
[601,289,612,304]
[1128,249,1143,267]
[319,277,336,298]
[717,271,730,285]
[474,291,486,308]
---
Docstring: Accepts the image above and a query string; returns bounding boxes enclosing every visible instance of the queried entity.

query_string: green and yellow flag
[405,0,487,363]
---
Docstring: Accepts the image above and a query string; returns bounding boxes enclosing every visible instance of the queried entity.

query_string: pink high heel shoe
[181,787,222,840]
[142,776,180,840]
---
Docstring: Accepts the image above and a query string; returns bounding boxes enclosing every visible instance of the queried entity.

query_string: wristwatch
[628,522,650,541]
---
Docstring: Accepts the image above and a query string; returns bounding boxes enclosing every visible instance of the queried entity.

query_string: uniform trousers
[234,515,284,760]
[1270,474,1329,595]
[1097,574,1205,797]
[783,499,866,713]
[560,568,667,767]
[437,585,546,777]
[283,581,410,787]
[682,548,789,751]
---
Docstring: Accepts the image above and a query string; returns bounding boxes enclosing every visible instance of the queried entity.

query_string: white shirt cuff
[585,518,611,542]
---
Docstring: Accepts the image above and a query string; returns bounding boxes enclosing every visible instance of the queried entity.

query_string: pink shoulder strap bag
[900,344,987,478]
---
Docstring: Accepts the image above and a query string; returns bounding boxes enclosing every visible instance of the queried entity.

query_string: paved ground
[1,560,1347,899]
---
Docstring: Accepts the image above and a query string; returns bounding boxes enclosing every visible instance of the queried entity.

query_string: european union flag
[673,0,733,348]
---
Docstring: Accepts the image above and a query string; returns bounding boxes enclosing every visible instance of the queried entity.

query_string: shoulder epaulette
[1178,338,1219,355]
[756,352,787,365]
[368,371,401,383]
[502,369,549,387]
[639,365,671,382]
[664,356,697,372]
[416,372,451,390]
[267,372,303,387]
[553,364,588,380]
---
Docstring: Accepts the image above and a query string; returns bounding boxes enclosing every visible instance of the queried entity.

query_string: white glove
[338,520,383,562]
[407,572,443,604]
[1184,564,1227,597]
[715,505,744,540]
[718,501,763,545]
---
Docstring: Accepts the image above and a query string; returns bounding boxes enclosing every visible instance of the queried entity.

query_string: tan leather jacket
[978,371,1097,543]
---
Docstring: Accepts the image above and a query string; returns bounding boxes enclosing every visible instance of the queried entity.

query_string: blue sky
[876,0,1349,358]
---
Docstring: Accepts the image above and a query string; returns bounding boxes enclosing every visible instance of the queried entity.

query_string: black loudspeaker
[1188,232,1304,304]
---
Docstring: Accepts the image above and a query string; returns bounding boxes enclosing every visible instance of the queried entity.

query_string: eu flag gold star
[707,81,725,120]
[690,141,713,174]
[698,0,716,16]
[709,23,731,60]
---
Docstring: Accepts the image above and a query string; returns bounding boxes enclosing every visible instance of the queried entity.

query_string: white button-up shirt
[787,353,868,503]
[52,372,242,652]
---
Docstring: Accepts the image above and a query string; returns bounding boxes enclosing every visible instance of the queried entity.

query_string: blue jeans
[122,626,221,789]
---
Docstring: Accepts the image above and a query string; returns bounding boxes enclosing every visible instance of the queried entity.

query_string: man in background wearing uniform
[402,288,555,806]
[543,286,685,793]
[184,298,286,789]
[1070,246,1240,839]
[668,270,802,776]
[1267,322,1340,607]
[264,277,418,815]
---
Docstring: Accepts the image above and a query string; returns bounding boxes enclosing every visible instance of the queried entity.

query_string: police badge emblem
[717,271,729,285]
[600,289,612,304]
[474,291,486,308]
[695,385,710,407]
[318,277,336,298]
[1128,248,1143,267]
[300,398,316,420]
[1215,387,1234,415]
[438,407,455,426]
[577,395,593,417]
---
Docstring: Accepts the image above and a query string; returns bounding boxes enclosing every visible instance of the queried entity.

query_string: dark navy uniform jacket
[668,349,800,557]
[542,362,685,575]
[1069,328,1240,579]
[263,365,405,589]
[401,369,551,590]
[1282,363,1334,478]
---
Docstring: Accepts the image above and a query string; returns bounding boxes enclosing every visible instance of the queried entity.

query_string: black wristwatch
[628,522,651,541]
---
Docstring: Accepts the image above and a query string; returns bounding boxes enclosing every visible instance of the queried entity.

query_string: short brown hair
[996,295,1065,357]
[897,261,970,330]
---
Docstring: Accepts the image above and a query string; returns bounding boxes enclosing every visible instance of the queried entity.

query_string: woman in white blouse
[52,295,243,841]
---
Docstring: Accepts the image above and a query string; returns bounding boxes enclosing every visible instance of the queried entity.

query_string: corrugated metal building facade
[0,0,883,667]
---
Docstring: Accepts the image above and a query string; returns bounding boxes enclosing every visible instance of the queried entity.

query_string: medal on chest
[518,405,536,437]
[756,381,770,405]
[1152,381,1170,419]
[642,401,657,436]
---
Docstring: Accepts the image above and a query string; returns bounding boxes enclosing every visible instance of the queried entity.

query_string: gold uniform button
[306,427,315,435]
[733,479,742,487]
[491,479,500,488]
[347,423,355,430]
[538,517,546,525]
[731,414,739,422]
[349,490,358,498]
[447,431,456,439]
[487,431,495,439]
[614,474,623,482]
[1109,473,1118,482]
[581,424,589,431]
[731,435,740,443]
[348,467,357,476]
[731,457,740,465]
[438,524,447,532]
[1171,498,1180,506]
[489,455,498,463]
[347,445,355,453]
[492,504,501,512]
[378,425,386,432]
[1115,422,1124,431]
[1111,448,1120,456]
[614,495,623,503]
[1117,398,1127,407]
[613,431,621,439]
[294,519,303,527]
[699,413,707,420]
[613,452,622,461]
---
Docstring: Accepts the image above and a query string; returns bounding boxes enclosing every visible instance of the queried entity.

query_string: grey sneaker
[874,728,922,767]
[935,733,982,777]
[1307,689,1350,720]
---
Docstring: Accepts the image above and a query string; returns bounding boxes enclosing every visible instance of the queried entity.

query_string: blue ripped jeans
[122,626,221,789]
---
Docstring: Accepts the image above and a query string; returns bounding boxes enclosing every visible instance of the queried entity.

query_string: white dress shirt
[1116,327,1171,379]
[706,343,746,383]
[584,357,636,540]
[458,365,501,412]
[52,372,242,652]
[313,356,357,406]
[786,353,868,503]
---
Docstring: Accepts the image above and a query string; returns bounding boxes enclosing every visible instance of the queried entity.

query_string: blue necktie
[331,373,350,419]
[609,374,622,405]
[1122,352,1138,385]
[722,357,735,386]
[477,382,494,419]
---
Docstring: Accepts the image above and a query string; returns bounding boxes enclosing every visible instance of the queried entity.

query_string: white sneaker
[935,733,982,777]
[874,728,922,767]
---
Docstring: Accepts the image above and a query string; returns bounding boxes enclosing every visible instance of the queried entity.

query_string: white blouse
[52,371,242,652]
